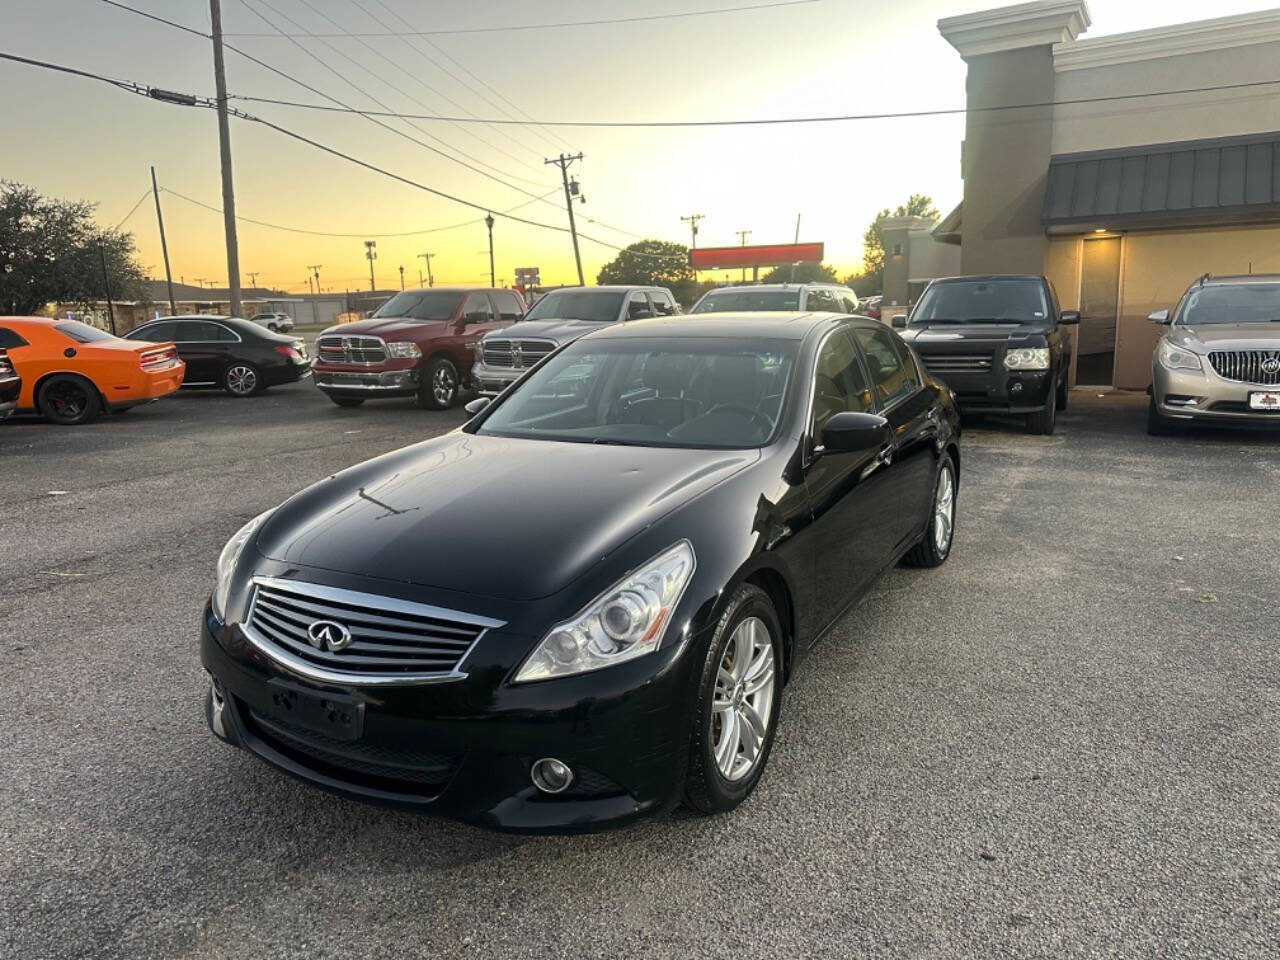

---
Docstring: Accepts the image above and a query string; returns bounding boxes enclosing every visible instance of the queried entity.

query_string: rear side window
[650,291,677,316]
[55,321,116,343]
[805,289,838,312]
[492,292,524,322]
[626,293,653,320]
[129,323,171,342]
[852,325,919,408]
[0,326,29,349]
[205,323,239,342]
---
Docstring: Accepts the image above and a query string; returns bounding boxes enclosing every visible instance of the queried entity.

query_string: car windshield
[523,290,625,323]
[55,321,116,343]
[692,290,801,313]
[373,291,464,321]
[910,280,1049,324]
[475,338,797,449]
[1177,284,1280,324]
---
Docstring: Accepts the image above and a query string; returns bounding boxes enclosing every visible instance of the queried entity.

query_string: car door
[802,326,900,633]
[851,322,939,551]
[172,320,223,384]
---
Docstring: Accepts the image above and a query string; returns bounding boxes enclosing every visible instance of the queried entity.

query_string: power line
[112,188,154,230]
[232,76,1280,128]
[222,0,821,37]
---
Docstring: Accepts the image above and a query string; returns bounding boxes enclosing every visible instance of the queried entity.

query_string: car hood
[495,319,612,344]
[320,318,447,341]
[900,322,1052,348]
[1169,325,1280,352]
[255,432,758,601]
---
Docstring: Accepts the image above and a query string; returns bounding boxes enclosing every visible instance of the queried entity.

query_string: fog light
[1010,381,1024,395]
[531,757,574,794]
[208,674,228,738]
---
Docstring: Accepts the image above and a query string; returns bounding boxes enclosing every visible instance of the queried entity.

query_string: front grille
[317,335,387,365]
[245,578,502,681]
[243,703,460,793]
[1208,350,1280,385]
[481,338,557,369]
[921,353,994,374]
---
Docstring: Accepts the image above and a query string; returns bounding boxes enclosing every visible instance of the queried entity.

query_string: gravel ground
[1,384,1276,959]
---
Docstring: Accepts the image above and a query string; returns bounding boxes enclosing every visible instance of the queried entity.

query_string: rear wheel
[1026,387,1056,435]
[903,456,956,568]
[267,323,279,332]
[418,357,459,410]
[1146,396,1175,436]
[684,584,783,815]
[38,374,101,425]
[328,395,365,408]
[223,362,261,397]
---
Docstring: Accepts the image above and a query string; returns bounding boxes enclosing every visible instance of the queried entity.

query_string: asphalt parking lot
[2,383,1277,959]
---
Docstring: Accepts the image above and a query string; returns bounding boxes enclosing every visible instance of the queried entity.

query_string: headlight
[1157,339,1203,373]
[386,341,422,359]
[212,509,274,621]
[514,541,696,682]
[1003,347,1050,370]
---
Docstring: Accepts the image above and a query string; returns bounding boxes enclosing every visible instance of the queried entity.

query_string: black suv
[894,275,1078,434]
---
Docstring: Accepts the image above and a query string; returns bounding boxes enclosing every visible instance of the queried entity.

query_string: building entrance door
[1077,236,1121,386]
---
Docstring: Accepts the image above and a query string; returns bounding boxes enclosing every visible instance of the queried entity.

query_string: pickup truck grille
[244,578,503,682]
[921,353,994,375]
[1208,350,1280,385]
[481,338,557,369]
[317,335,386,365]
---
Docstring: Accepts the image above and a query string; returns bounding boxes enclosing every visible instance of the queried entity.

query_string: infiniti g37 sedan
[201,312,961,832]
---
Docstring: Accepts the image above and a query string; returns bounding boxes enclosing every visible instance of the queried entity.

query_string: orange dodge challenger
[0,317,185,425]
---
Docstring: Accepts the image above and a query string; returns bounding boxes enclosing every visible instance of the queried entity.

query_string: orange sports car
[0,317,185,425]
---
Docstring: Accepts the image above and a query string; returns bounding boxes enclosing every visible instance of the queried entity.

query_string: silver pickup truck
[471,285,680,396]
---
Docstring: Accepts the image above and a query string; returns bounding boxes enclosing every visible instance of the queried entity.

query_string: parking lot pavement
[1,386,1276,959]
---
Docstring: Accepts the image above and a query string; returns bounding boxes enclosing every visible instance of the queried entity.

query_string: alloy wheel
[433,365,457,406]
[934,463,955,555]
[711,616,776,782]
[47,379,88,419]
[226,365,257,396]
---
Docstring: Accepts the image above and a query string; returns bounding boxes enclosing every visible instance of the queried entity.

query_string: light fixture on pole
[364,240,377,292]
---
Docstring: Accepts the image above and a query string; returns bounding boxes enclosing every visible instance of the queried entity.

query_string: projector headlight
[211,509,274,622]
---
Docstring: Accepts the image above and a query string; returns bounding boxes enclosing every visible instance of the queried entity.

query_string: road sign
[514,266,541,286]
[690,243,824,271]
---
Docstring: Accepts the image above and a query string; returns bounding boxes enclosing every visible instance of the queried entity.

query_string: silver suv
[690,283,859,315]
[1147,274,1280,434]
[472,286,679,396]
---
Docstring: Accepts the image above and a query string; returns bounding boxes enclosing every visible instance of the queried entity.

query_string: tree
[860,193,940,292]
[596,239,696,304]
[759,261,838,284]
[0,181,147,315]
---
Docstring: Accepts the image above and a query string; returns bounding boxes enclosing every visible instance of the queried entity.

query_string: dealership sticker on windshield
[1248,391,1280,410]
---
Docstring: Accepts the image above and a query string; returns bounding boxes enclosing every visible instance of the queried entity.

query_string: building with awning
[938,1,1280,388]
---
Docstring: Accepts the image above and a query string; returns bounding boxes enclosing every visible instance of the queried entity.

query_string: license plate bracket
[1248,390,1280,411]
[263,679,363,741]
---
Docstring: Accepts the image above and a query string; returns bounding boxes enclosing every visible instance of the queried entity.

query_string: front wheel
[903,455,956,568]
[1026,387,1056,434]
[223,362,261,397]
[38,374,101,425]
[684,584,783,815]
[1146,396,1175,436]
[267,323,279,332]
[417,357,459,410]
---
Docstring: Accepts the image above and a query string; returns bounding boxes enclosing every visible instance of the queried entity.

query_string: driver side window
[463,294,494,324]
[811,329,873,436]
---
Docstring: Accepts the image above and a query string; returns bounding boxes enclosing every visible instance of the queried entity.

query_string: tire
[418,357,459,410]
[684,584,783,816]
[223,362,261,397]
[1026,387,1056,434]
[903,455,957,568]
[1055,377,1068,411]
[267,323,278,332]
[1146,396,1175,436]
[37,374,101,425]
[328,395,365,408]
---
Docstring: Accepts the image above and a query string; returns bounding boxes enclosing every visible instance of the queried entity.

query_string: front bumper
[313,365,421,398]
[200,600,698,833]
[470,362,527,396]
[1152,362,1280,425]
[919,364,1052,414]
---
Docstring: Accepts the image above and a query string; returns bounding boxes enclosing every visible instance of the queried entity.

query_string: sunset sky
[5,0,1279,294]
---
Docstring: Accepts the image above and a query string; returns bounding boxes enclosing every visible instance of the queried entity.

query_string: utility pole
[209,0,242,318]
[736,229,751,282]
[789,213,802,283]
[99,242,116,335]
[246,271,258,287]
[680,213,705,250]
[418,269,424,288]
[485,213,495,287]
[417,252,434,287]
[399,265,405,290]
[307,264,322,296]
[545,153,585,286]
[307,275,315,296]
[150,166,177,316]
[364,240,377,292]
[193,277,206,289]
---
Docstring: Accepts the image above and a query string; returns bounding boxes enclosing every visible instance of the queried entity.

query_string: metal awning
[1043,131,1280,231]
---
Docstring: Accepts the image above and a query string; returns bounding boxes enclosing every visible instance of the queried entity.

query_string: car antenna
[1198,273,1211,286]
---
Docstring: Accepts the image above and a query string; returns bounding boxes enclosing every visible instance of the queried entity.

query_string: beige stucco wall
[1052,40,1280,155]
[1046,223,1280,389]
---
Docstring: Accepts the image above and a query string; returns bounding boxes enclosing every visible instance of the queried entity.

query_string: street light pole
[485,213,495,287]
[364,240,377,292]
[399,265,405,290]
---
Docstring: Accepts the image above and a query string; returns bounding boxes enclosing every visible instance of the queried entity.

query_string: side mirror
[1059,310,1081,325]
[630,309,655,320]
[464,397,491,416]
[464,312,488,324]
[891,314,907,329]
[1147,309,1171,325]
[820,411,889,453]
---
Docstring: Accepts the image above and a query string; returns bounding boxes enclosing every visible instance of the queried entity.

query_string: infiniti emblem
[1262,357,1280,375]
[307,619,353,652]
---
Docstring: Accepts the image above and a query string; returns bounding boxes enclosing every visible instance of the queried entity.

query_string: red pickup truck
[313,287,526,409]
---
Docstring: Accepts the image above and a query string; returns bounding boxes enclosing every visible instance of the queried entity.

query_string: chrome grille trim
[1208,350,1280,385]
[241,576,504,686]
[317,334,388,366]
[921,353,994,373]
[481,338,557,369]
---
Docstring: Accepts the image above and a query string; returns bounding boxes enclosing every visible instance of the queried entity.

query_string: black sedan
[200,312,961,832]
[124,315,310,396]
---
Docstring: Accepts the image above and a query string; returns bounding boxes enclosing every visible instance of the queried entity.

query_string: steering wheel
[706,403,774,433]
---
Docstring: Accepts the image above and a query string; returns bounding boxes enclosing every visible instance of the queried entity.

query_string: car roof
[585,311,856,342]
[703,283,852,293]
[1197,273,1280,285]
[928,274,1044,284]
[540,285,667,293]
